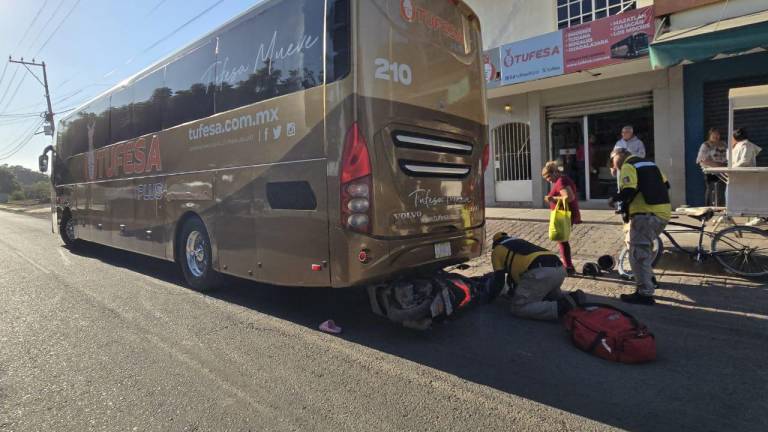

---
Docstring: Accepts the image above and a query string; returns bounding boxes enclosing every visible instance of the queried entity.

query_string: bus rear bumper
[329,225,485,288]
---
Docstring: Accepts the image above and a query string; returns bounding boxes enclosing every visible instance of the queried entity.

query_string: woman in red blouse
[542,161,582,275]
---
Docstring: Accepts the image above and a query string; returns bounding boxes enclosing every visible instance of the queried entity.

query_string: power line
[0,119,43,158]
[0,63,9,96]
[137,0,226,57]
[0,73,30,114]
[146,0,169,17]
[0,130,42,161]
[26,0,66,53]
[16,0,50,52]
[35,0,82,56]
[0,68,21,108]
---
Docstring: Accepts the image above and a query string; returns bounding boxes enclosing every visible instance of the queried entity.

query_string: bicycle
[617,208,768,279]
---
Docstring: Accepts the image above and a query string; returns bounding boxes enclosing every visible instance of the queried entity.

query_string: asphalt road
[1,210,767,431]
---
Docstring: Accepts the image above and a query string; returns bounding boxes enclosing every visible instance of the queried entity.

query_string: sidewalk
[457,207,766,317]
[0,202,52,216]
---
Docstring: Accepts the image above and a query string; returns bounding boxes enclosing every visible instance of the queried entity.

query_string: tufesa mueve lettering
[84,135,162,181]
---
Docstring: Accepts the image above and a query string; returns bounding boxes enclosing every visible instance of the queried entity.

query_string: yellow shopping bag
[548,198,572,242]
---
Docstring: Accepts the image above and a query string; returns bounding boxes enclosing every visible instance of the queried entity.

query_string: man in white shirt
[611,126,646,178]
[614,126,646,158]
[730,128,765,226]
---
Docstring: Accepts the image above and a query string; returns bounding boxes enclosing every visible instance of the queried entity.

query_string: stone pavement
[457,208,767,317]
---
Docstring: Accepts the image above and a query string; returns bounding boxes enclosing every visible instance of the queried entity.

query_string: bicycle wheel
[711,225,768,277]
[617,236,664,279]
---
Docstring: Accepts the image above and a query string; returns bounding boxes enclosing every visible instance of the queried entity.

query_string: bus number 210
[374,58,413,86]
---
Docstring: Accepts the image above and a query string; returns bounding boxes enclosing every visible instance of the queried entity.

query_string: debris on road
[318,319,342,334]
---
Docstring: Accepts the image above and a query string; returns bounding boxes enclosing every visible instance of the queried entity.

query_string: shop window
[556,0,636,29]
[493,123,531,182]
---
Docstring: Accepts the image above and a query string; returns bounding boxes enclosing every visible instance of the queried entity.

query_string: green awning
[650,10,768,69]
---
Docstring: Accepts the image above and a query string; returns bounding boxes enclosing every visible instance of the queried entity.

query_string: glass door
[549,119,586,200]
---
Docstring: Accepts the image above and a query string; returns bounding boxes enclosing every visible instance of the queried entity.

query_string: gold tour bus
[40,0,488,291]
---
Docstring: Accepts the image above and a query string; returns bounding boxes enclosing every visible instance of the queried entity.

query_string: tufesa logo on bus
[399,0,463,43]
[84,135,163,181]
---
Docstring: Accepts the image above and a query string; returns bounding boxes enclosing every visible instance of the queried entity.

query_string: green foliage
[1,164,49,186]
[0,167,21,195]
[22,180,51,201]
[10,190,25,201]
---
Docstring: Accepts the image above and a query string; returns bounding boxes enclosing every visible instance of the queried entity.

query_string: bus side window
[133,67,167,138]
[163,41,216,130]
[110,86,134,145]
[214,0,324,113]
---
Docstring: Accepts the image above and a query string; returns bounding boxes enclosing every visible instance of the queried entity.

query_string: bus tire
[178,217,219,292]
[59,210,81,249]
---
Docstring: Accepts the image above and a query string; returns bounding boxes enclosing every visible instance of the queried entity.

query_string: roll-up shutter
[546,93,653,119]
[704,76,768,166]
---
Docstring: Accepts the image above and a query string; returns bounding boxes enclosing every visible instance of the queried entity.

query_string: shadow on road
[67,241,768,432]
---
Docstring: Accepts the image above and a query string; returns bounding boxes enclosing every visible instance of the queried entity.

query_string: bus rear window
[326,0,351,83]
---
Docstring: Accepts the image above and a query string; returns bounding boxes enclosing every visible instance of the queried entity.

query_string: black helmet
[598,255,615,271]
[492,232,509,247]
[582,262,602,277]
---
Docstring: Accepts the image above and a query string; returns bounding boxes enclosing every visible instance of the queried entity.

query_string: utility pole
[8,57,55,136]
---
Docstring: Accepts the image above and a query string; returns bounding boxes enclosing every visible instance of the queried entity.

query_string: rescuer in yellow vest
[487,232,585,320]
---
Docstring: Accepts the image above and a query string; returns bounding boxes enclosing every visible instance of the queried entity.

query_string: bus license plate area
[434,242,451,259]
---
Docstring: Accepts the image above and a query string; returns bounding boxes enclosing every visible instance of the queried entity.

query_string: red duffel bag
[563,303,656,363]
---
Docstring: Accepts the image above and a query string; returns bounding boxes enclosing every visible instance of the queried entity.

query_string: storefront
[481,6,687,208]
[650,9,768,205]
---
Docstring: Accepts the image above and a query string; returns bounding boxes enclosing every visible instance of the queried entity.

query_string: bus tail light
[341,122,372,234]
[482,144,490,172]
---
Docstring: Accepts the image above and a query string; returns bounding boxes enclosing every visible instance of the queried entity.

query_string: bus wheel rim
[186,231,207,278]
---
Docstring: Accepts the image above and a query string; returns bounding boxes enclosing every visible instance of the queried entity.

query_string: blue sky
[0,0,265,170]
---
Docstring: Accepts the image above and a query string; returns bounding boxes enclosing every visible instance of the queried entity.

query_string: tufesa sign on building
[563,6,654,73]
[500,31,564,85]
[489,6,654,88]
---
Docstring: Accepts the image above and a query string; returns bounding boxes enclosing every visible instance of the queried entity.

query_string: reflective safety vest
[619,156,672,220]
[490,238,559,284]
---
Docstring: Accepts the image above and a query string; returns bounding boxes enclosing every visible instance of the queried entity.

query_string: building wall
[464,0,557,50]
[668,0,766,29]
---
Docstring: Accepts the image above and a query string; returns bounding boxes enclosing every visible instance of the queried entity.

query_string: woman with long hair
[542,161,582,275]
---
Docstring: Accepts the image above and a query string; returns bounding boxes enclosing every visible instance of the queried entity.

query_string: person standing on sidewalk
[609,148,671,305]
[696,128,727,207]
[730,128,766,227]
[542,161,581,275]
[610,126,646,178]
[486,233,585,320]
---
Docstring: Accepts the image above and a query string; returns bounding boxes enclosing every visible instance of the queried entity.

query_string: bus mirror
[39,154,49,173]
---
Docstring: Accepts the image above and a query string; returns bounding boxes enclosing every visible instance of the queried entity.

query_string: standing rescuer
[487,233,585,320]
[609,148,672,305]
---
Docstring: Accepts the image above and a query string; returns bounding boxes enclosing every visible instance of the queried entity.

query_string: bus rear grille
[398,160,471,178]
[392,132,473,155]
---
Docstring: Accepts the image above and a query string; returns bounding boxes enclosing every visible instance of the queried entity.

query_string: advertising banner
[483,48,502,88]
[563,7,654,74]
[500,31,564,85]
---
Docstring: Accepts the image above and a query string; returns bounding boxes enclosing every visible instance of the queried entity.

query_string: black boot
[556,290,585,317]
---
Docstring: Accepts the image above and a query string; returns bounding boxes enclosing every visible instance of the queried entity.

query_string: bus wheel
[59,212,80,248]
[178,217,219,292]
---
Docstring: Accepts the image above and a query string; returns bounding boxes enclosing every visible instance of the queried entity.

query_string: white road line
[58,249,72,266]
[14,250,51,274]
